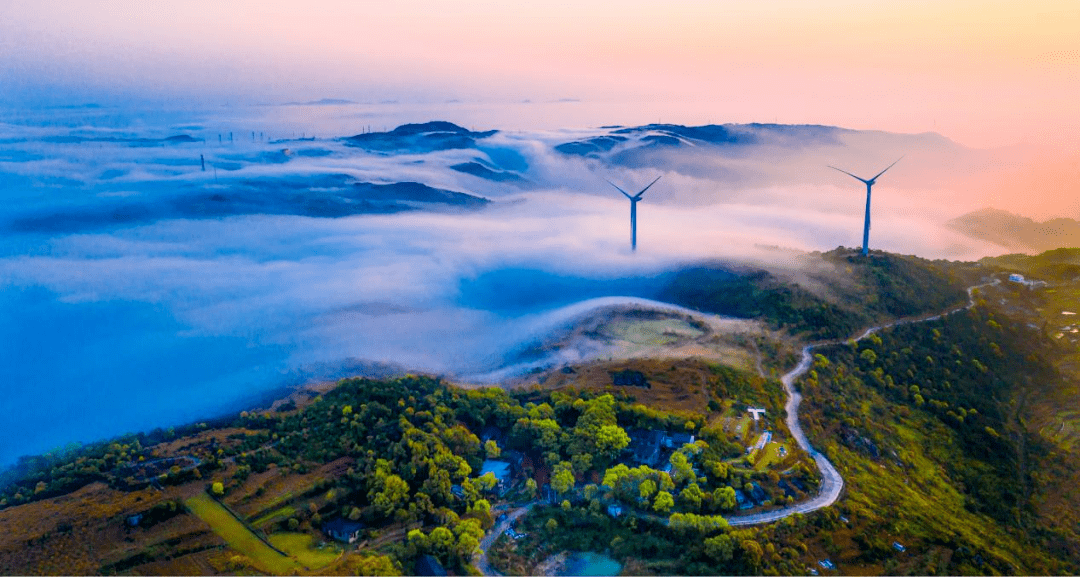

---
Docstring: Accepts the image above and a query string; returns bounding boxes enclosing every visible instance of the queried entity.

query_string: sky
[2,0,1079,148]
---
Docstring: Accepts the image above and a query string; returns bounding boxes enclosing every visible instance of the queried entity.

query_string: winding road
[727,278,998,526]
[474,279,999,573]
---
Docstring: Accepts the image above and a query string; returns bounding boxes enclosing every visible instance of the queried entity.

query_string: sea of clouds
[0,101,1014,465]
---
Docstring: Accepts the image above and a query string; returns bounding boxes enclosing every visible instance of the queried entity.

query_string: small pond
[559,552,622,576]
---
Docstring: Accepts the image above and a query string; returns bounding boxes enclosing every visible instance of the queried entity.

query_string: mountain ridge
[948,207,1080,253]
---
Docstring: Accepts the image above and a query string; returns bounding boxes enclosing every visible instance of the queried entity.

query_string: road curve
[727,278,997,526]
[728,345,844,526]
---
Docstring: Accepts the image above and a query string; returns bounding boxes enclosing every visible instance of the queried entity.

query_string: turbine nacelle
[828,156,903,186]
[606,175,661,201]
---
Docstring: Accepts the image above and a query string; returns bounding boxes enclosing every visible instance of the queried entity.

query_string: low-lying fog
[0,102,1049,465]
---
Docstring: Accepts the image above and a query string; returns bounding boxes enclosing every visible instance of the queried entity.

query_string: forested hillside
[796,298,1080,574]
[660,248,969,339]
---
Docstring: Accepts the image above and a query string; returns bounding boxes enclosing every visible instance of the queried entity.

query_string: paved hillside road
[728,278,999,526]
[470,278,1002,571]
[475,502,535,576]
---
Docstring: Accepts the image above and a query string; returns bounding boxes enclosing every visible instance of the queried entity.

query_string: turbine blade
[869,155,904,182]
[605,179,633,200]
[633,175,663,199]
[828,165,869,184]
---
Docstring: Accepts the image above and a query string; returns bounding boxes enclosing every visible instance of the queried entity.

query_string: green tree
[348,554,400,576]
[705,534,736,562]
[595,424,631,460]
[469,498,491,515]
[570,452,593,474]
[372,474,410,517]
[569,395,625,461]
[484,439,501,459]
[741,539,764,573]
[407,528,429,554]
[713,486,737,511]
[211,481,224,497]
[653,490,675,513]
[669,452,694,485]
[454,518,484,556]
[704,459,730,482]
[428,526,455,558]
[679,483,704,511]
[552,461,575,496]
[639,478,658,501]
[476,472,498,492]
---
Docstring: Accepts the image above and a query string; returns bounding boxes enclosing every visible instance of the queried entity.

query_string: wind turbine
[607,176,661,251]
[828,157,903,256]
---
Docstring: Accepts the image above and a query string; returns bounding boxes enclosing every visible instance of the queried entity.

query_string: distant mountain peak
[388,121,473,135]
[283,98,356,106]
[344,121,496,153]
[948,207,1080,252]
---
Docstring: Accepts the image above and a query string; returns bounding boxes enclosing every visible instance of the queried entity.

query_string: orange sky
[1,0,1078,148]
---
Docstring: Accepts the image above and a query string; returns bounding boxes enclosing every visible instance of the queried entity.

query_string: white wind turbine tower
[606,176,661,252]
[828,157,903,256]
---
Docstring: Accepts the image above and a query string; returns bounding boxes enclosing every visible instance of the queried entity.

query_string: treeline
[0,420,224,508]
[659,248,969,340]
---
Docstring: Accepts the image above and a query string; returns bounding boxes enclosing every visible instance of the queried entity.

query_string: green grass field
[185,493,304,575]
[250,504,297,528]
[604,318,704,347]
[1039,409,1080,452]
[732,415,751,441]
[753,442,788,471]
[267,533,342,570]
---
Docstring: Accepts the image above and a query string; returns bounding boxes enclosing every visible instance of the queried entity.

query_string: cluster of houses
[735,481,770,510]
[626,428,695,469]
